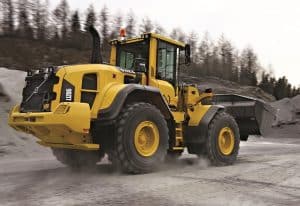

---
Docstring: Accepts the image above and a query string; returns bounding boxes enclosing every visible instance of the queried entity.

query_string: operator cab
[110,31,191,106]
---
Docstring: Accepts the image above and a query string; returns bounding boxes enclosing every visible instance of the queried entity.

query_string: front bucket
[211,94,276,138]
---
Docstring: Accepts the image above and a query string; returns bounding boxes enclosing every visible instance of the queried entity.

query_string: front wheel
[108,103,169,174]
[206,111,240,166]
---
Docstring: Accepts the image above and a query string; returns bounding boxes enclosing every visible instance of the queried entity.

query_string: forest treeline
[0,0,299,100]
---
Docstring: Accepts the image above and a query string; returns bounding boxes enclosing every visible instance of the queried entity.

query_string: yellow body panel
[9,102,95,148]
[97,83,126,111]
[181,85,212,126]
[51,67,66,111]
[172,111,185,123]
[61,64,126,119]
[110,46,117,65]
[187,104,211,126]
[150,33,185,48]
[148,37,158,87]
[37,141,99,151]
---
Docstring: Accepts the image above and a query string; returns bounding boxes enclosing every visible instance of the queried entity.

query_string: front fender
[184,105,224,144]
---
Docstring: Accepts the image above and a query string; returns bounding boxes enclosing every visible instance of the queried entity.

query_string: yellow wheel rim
[218,127,235,156]
[134,121,159,157]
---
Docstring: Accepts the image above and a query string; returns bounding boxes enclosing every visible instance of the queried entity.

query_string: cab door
[148,39,178,107]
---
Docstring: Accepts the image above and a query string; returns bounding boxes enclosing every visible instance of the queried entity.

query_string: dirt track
[0,133,300,206]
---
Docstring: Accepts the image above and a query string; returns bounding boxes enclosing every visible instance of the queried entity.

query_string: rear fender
[97,84,172,122]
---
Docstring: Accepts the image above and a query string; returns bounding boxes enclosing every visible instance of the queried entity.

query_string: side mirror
[185,44,191,65]
[133,58,147,73]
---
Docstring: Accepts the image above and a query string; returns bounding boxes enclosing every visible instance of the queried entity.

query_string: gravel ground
[0,133,299,206]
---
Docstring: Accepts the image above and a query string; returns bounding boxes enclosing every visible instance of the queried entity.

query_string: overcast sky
[51,0,300,86]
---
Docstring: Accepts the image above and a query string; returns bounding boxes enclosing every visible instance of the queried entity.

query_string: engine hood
[62,64,135,76]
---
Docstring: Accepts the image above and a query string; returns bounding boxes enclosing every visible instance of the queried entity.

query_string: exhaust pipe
[89,26,103,64]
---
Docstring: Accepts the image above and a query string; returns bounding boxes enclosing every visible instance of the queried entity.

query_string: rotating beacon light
[120,28,126,41]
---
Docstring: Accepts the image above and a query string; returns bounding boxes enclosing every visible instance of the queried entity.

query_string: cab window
[157,41,177,85]
[116,40,149,71]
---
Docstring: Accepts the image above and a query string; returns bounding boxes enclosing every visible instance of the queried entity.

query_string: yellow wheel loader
[8,26,271,173]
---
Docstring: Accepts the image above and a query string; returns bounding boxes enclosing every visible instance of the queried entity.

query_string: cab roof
[110,33,186,48]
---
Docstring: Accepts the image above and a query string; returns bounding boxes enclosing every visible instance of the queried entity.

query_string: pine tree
[84,4,96,31]
[259,72,275,94]
[198,34,211,76]
[53,0,70,39]
[109,12,123,39]
[154,23,165,35]
[218,35,234,81]
[211,44,221,77]
[17,0,33,39]
[1,0,15,36]
[139,17,153,33]
[99,5,109,40]
[231,51,240,83]
[240,47,258,86]
[187,31,198,63]
[273,76,289,100]
[99,5,110,62]
[71,10,81,33]
[170,27,186,42]
[125,10,136,38]
[32,0,49,40]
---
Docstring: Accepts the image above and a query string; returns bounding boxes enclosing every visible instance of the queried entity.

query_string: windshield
[116,40,149,71]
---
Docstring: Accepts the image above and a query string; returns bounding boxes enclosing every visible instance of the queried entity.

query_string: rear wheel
[52,148,102,169]
[206,111,240,165]
[108,103,168,174]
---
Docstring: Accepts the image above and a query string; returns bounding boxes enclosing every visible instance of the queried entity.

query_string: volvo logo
[34,87,39,93]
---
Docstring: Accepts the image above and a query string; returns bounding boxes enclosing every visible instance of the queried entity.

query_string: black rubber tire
[205,111,240,166]
[240,135,249,141]
[108,102,169,174]
[51,148,102,169]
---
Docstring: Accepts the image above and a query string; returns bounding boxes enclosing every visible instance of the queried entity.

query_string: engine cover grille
[20,68,58,113]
